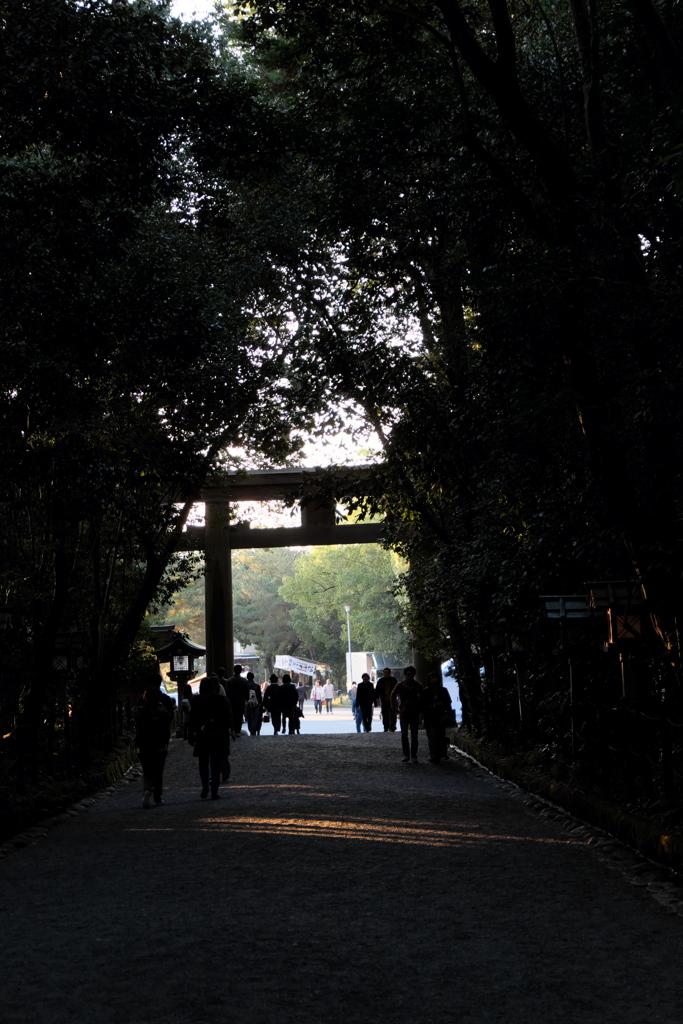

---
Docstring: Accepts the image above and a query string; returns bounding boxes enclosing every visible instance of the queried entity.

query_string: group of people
[134,665,320,805]
[310,679,336,713]
[349,666,454,764]
[135,665,260,805]
[134,663,454,806]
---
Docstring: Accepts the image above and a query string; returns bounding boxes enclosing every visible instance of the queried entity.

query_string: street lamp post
[344,603,352,689]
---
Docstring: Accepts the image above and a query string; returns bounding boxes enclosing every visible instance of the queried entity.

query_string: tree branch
[435,0,577,197]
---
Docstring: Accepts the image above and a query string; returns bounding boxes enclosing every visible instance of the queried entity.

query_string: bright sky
[171,0,216,19]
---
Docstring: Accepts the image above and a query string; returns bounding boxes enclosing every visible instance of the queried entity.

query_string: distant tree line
[153,544,410,683]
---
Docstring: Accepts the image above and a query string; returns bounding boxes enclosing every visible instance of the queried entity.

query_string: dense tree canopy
[206,0,683,795]
[0,0,317,776]
[5,0,683,812]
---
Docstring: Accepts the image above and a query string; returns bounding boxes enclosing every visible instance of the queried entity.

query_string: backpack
[246,688,259,709]
[201,712,224,740]
[135,700,170,749]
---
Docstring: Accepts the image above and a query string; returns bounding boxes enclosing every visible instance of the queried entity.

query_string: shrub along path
[1,732,682,1024]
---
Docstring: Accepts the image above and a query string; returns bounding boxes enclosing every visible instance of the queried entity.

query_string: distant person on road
[281,673,299,735]
[188,676,232,799]
[356,673,377,733]
[296,681,306,712]
[323,678,335,713]
[424,671,453,763]
[245,671,262,735]
[263,674,283,734]
[224,665,250,738]
[353,684,365,732]
[349,681,358,715]
[312,680,324,714]
[179,683,193,741]
[376,667,398,733]
[391,666,426,763]
[135,686,172,808]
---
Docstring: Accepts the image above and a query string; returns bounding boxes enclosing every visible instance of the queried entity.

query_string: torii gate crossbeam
[183,467,383,674]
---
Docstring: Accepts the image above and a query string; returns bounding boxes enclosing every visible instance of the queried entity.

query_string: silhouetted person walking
[224,665,250,737]
[391,667,425,763]
[281,673,298,734]
[356,673,377,732]
[245,672,262,735]
[424,671,453,763]
[179,683,193,741]
[376,667,398,732]
[188,677,232,799]
[135,686,172,807]
[263,674,283,734]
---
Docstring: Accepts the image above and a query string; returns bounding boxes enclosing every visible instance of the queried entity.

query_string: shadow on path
[1,733,682,1024]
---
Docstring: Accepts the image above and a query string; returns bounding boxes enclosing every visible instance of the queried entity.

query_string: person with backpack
[135,687,172,808]
[245,671,262,735]
[188,676,233,799]
[263,674,283,734]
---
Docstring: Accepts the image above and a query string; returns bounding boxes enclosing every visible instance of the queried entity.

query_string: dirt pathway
[2,733,682,1024]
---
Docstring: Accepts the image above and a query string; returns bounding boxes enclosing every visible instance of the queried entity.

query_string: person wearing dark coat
[391,666,426,763]
[224,665,250,737]
[375,668,398,732]
[355,673,378,733]
[424,671,453,763]
[280,673,299,735]
[263,674,283,734]
[188,677,233,799]
[135,688,172,808]
[245,671,262,735]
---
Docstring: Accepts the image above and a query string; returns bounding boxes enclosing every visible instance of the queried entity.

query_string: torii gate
[182,466,383,673]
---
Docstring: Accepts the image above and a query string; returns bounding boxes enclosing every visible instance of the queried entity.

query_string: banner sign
[274,654,318,676]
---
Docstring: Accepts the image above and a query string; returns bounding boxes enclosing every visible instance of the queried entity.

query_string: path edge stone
[448,729,683,873]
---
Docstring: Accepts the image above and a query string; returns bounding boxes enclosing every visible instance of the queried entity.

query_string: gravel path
[2,732,683,1024]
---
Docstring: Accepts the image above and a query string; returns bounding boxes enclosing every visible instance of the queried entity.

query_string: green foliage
[232,548,301,671]
[279,545,410,681]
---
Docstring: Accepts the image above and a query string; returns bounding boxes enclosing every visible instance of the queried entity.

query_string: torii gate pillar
[204,501,232,675]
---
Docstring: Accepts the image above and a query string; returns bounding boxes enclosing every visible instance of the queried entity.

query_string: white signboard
[274,654,318,677]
